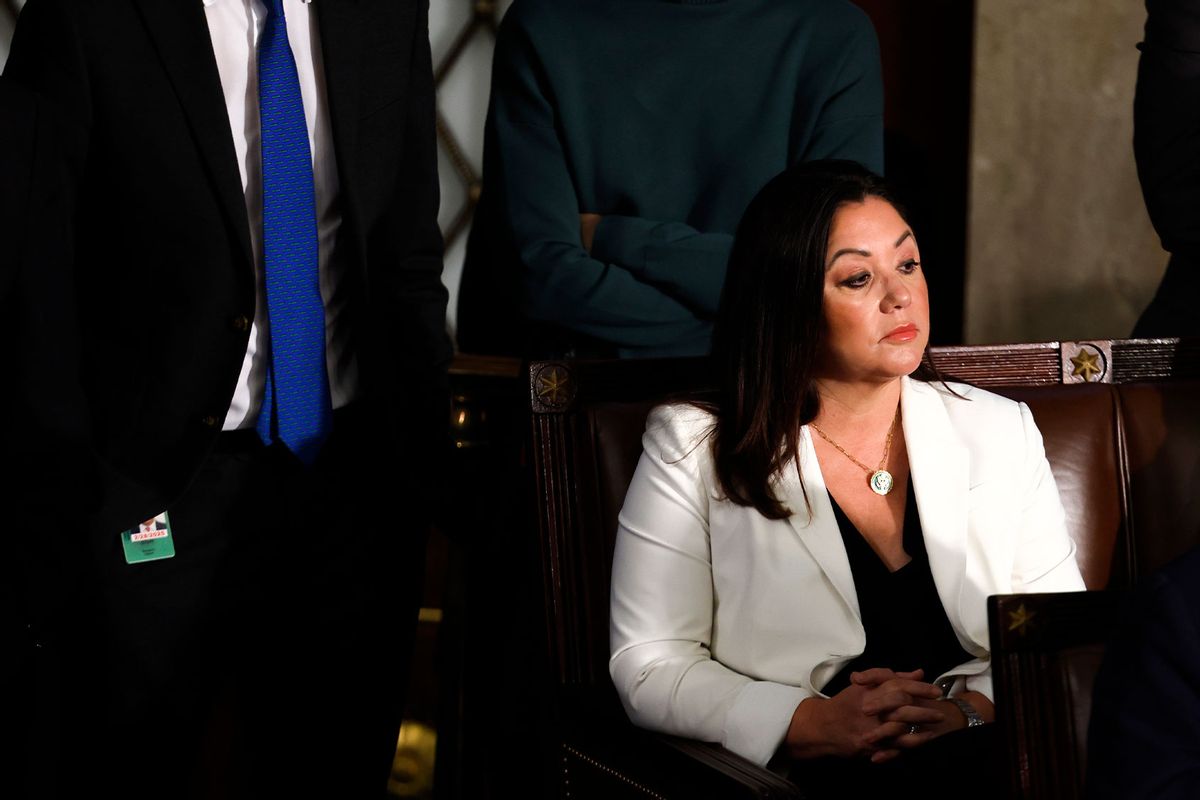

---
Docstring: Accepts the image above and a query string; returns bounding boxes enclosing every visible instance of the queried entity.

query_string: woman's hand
[852,668,947,761]
[853,670,995,762]
[784,668,944,760]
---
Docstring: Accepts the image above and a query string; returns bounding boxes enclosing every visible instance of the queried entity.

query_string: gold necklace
[809,407,901,496]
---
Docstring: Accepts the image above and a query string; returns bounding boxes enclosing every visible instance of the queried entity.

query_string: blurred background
[1,0,1164,347]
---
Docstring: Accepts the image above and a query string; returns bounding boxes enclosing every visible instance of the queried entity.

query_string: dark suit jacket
[1132,0,1200,336]
[0,78,92,514]
[4,0,451,535]
[1086,546,1200,799]
[1,76,97,800]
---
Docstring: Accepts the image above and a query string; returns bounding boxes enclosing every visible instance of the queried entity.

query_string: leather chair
[525,338,1200,798]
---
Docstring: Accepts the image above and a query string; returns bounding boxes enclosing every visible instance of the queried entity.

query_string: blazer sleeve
[4,0,93,177]
[964,400,1087,700]
[610,406,811,767]
[1010,401,1087,592]
[4,5,99,517]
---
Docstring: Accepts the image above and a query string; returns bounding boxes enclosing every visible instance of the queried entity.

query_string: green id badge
[120,511,176,564]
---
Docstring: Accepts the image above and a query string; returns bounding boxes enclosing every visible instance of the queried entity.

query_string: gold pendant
[869,469,894,496]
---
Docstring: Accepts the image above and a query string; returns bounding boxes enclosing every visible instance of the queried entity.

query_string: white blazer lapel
[901,377,973,645]
[781,428,862,622]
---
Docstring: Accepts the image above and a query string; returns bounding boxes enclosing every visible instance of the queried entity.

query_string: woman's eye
[898,259,921,274]
[841,272,871,288]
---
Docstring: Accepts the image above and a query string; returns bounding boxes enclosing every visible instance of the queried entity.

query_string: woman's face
[817,196,930,384]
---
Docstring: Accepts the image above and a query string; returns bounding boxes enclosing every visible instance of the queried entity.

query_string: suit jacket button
[202,415,219,428]
[231,315,250,332]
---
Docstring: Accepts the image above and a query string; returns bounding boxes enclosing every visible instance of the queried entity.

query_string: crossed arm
[488,17,883,349]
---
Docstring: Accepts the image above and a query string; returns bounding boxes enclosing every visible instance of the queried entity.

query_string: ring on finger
[907,724,920,736]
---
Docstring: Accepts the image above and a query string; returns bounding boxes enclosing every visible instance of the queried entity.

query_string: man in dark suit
[4,0,449,796]
[1087,546,1200,799]
[1131,0,1200,337]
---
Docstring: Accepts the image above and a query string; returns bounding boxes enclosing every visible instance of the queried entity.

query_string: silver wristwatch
[948,696,985,728]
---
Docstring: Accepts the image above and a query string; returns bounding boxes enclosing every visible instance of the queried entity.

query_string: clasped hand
[786,668,962,763]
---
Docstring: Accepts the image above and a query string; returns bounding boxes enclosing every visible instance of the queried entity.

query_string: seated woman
[608,160,1085,795]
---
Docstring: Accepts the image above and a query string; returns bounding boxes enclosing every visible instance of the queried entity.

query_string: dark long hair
[706,159,910,519]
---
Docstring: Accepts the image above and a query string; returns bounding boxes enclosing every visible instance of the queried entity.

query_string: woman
[608,160,1085,793]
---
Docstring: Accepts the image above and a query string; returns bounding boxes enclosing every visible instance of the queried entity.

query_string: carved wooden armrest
[559,711,804,799]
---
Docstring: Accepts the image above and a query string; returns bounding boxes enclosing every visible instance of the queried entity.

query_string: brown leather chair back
[530,359,709,686]
[1118,380,1200,576]
[996,384,1128,589]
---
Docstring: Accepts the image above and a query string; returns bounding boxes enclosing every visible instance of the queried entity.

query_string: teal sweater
[460,0,884,358]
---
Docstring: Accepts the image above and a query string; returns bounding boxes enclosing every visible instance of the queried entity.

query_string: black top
[821,482,973,695]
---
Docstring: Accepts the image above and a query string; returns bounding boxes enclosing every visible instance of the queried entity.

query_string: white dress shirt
[203,0,359,431]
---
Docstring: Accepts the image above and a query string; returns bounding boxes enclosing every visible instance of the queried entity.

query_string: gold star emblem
[1070,349,1103,382]
[1008,603,1036,636]
[536,367,571,407]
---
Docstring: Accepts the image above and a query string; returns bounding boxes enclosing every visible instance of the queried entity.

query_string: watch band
[949,696,985,728]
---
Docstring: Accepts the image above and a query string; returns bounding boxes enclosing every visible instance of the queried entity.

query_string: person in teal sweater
[459,0,884,358]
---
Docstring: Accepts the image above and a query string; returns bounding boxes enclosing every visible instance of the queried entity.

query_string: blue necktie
[255,0,331,465]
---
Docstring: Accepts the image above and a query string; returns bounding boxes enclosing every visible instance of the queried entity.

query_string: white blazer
[609,377,1086,767]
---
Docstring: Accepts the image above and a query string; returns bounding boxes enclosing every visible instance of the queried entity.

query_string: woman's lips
[883,323,918,342]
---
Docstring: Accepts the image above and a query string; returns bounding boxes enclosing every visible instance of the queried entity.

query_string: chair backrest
[529,358,709,687]
[988,590,1128,800]
[999,384,1127,589]
[1118,380,1200,576]
[928,338,1200,578]
[527,338,1200,687]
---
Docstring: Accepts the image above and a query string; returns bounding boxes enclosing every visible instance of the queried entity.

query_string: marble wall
[967,0,1165,343]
